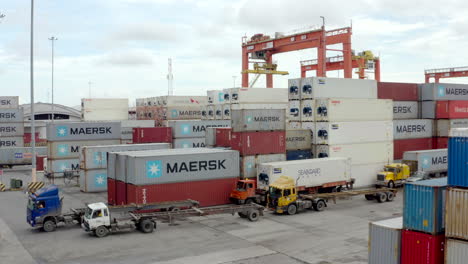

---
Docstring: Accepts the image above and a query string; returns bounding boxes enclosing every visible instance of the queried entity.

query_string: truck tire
[388,181,395,189]
[139,219,154,233]
[287,204,297,215]
[386,192,395,202]
[245,198,254,204]
[313,200,326,211]
[94,226,109,238]
[238,212,247,218]
[42,219,56,232]
[376,192,388,203]
[247,210,259,222]
[365,194,374,201]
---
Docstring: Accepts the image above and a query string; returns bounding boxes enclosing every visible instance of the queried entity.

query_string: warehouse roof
[21,102,81,120]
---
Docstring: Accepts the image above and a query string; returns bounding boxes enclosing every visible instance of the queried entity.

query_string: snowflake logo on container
[246,116,253,124]
[94,173,107,187]
[181,124,191,135]
[171,109,179,118]
[246,162,253,170]
[218,92,224,102]
[181,141,190,148]
[146,160,162,178]
[59,162,68,172]
[57,144,69,156]
[421,155,431,169]
[56,126,68,137]
[438,85,446,97]
[93,152,105,165]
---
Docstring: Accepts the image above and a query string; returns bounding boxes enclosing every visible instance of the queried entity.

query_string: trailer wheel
[94,226,109,238]
[238,212,247,218]
[245,198,254,204]
[376,192,388,203]
[139,219,154,233]
[247,210,259,222]
[365,194,374,201]
[386,192,395,202]
[313,200,326,211]
[287,204,297,215]
[42,219,56,232]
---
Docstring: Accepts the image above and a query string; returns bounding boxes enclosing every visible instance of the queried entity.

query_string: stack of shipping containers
[0,96,24,149]
[119,120,155,144]
[368,217,403,264]
[164,120,230,149]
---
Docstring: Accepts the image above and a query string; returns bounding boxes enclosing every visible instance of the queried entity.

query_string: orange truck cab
[230,179,266,205]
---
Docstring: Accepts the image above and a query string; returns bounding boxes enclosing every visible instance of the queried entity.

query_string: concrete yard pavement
[0,169,403,264]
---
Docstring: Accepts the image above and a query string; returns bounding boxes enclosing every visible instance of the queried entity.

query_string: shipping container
[0,147,46,165]
[315,142,393,165]
[286,129,312,150]
[231,108,286,132]
[205,127,216,147]
[300,99,315,121]
[230,131,286,155]
[46,122,121,141]
[393,101,419,120]
[315,98,392,122]
[314,121,393,145]
[436,119,468,137]
[207,90,225,105]
[445,188,468,241]
[173,137,206,148]
[300,77,377,99]
[222,104,230,120]
[288,78,301,100]
[81,98,129,121]
[126,177,239,206]
[0,96,19,109]
[107,178,116,205]
[368,217,402,264]
[0,137,24,148]
[400,230,444,264]
[301,122,315,136]
[163,120,230,139]
[36,155,46,171]
[394,138,434,160]
[240,154,286,178]
[48,139,120,159]
[46,158,80,173]
[0,123,24,137]
[445,239,468,264]
[124,148,239,186]
[207,105,215,120]
[225,88,288,104]
[403,178,447,234]
[79,169,107,192]
[120,120,155,128]
[422,101,468,119]
[214,105,223,120]
[420,83,468,101]
[0,109,23,123]
[158,96,207,106]
[286,121,301,129]
[377,82,419,101]
[115,180,127,205]
[448,128,468,187]
[201,106,208,120]
[160,106,203,120]
[351,162,387,188]
[393,119,434,140]
[288,101,301,121]
[256,157,351,190]
[215,128,231,147]
[286,150,312,160]
[222,88,231,104]
[402,149,447,175]
[132,127,172,143]
[433,137,448,149]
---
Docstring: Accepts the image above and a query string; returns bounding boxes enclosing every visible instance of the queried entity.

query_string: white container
[368,217,402,264]
[288,78,301,100]
[120,120,154,128]
[0,96,19,109]
[227,88,288,104]
[241,154,286,179]
[207,90,225,105]
[256,157,351,190]
[446,239,468,264]
[159,96,208,106]
[300,77,377,99]
[215,105,223,120]
[402,149,447,174]
[351,162,387,188]
[201,106,208,120]
[161,106,203,120]
[393,119,434,139]
[173,137,206,148]
[287,122,301,129]
[230,103,288,110]
[314,121,393,145]
[315,98,392,122]
[222,104,231,120]
[300,99,315,121]
[222,88,232,104]
[286,129,312,150]
[315,142,393,165]
[207,105,215,120]
[436,119,468,137]
[301,122,315,140]
[446,188,468,241]
[81,98,129,121]
[393,101,419,120]
[288,101,301,121]
[231,108,286,132]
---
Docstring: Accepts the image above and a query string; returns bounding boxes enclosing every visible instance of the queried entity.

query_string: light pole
[232,76,236,88]
[48,36,57,123]
[30,0,36,182]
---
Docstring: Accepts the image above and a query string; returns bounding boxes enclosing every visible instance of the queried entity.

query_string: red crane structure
[425,66,468,83]
[241,25,353,88]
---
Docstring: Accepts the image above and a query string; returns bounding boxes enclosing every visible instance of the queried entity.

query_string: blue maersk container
[448,128,468,187]
[286,150,312,160]
[403,178,447,234]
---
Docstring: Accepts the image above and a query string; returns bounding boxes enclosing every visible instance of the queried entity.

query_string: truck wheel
[376,192,388,203]
[95,226,109,238]
[139,219,154,233]
[287,204,297,215]
[245,198,254,204]
[365,194,374,201]
[247,210,259,222]
[238,212,247,218]
[313,200,326,211]
[386,192,395,202]
[42,220,56,232]
[388,181,395,189]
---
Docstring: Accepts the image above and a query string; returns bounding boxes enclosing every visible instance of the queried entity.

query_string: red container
[115,180,127,205]
[394,138,433,160]
[107,178,116,205]
[401,230,445,264]
[377,82,419,101]
[132,127,172,144]
[126,177,238,207]
[433,137,448,149]
[230,131,286,156]
[215,128,232,147]
[432,101,468,119]
[36,155,46,171]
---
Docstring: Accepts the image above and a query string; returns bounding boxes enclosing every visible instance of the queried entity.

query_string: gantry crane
[300,50,380,81]
[425,66,468,83]
[241,25,353,88]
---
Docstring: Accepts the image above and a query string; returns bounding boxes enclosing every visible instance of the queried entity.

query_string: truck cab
[27,184,62,231]
[82,202,111,235]
[268,176,298,214]
[376,163,410,188]
[230,179,267,205]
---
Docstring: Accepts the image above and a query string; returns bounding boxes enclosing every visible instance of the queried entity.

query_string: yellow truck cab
[376,163,410,188]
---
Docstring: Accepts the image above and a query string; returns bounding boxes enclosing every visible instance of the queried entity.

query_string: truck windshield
[84,207,93,219]
[269,187,283,197]
[236,182,246,191]
[384,167,396,173]
[27,198,35,210]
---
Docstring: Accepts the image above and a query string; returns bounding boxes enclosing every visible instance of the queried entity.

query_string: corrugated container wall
[81,98,129,121]
[231,108,286,132]
[0,109,24,122]
[448,128,468,187]
[393,138,434,160]
[164,120,230,138]
[400,230,445,264]
[351,162,387,188]
[215,128,231,147]
[300,77,377,99]
[420,83,468,101]
[368,217,402,264]
[0,137,24,148]
[445,239,468,264]
[46,122,121,141]
[402,149,448,174]
[315,98,392,122]
[226,88,288,104]
[393,101,419,120]
[445,188,468,241]
[393,119,434,140]
[79,169,107,192]
[315,142,393,165]
[436,119,468,137]
[314,121,393,145]
[132,127,172,143]
[422,101,468,119]
[0,123,24,137]
[48,140,121,159]
[240,154,286,179]
[230,131,286,155]
[0,147,46,165]
[377,82,419,101]
[286,129,312,150]
[173,138,206,148]
[0,96,20,109]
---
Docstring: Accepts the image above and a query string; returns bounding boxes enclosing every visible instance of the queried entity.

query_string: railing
[425,66,468,74]
[300,55,345,66]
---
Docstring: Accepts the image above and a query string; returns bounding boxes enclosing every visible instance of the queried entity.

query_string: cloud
[110,22,181,43]
[97,49,154,66]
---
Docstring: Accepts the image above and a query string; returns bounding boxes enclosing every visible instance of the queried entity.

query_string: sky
[2,0,468,107]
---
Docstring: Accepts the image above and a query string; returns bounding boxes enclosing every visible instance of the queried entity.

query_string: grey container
[79,169,108,192]
[0,137,24,148]
[420,83,468,101]
[393,119,434,139]
[0,109,24,123]
[436,119,468,137]
[120,127,133,140]
[0,96,19,109]
[446,239,468,264]
[393,101,419,120]
[0,123,24,137]
[0,147,46,165]
[205,127,217,147]
[240,154,286,178]
[421,101,439,119]
[80,143,170,170]
[48,139,121,159]
[368,217,402,264]
[46,122,121,141]
[125,148,240,186]
[231,109,286,132]
[164,120,230,138]
[286,129,312,150]
[173,137,206,148]
[402,148,447,174]
[47,158,80,173]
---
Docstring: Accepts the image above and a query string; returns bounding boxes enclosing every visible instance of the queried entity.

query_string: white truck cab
[82,202,111,236]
